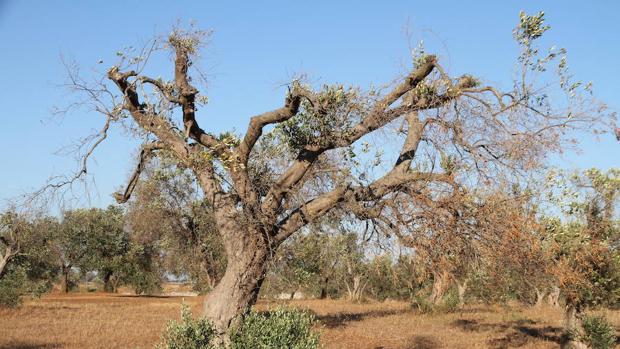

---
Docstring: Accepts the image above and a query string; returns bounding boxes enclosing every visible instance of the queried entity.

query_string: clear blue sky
[0,1,618,209]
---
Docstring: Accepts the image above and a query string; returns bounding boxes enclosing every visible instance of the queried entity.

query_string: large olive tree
[48,12,612,343]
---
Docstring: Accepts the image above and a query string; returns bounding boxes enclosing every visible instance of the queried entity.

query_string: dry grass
[1,292,619,349]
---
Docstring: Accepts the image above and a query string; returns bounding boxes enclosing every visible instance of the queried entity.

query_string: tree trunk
[319,276,329,299]
[535,287,546,307]
[203,233,270,347]
[102,271,115,293]
[456,280,468,306]
[0,250,12,280]
[428,270,450,305]
[62,266,71,293]
[561,305,588,349]
[345,275,366,301]
[547,285,560,308]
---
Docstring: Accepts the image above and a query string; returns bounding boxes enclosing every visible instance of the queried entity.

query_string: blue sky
[0,1,618,209]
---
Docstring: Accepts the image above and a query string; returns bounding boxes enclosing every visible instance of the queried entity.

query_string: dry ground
[1,292,619,349]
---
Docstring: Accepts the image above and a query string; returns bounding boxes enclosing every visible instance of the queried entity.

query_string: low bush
[411,295,434,314]
[437,289,461,313]
[0,275,23,307]
[231,307,320,349]
[155,304,216,349]
[582,314,616,349]
[411,290,461,314]
[155,305,320,349]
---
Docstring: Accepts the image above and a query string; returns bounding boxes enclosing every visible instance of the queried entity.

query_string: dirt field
[1,292,619,349]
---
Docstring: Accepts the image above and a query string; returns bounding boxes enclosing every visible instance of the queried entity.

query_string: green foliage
[117,243,163,295]
[514,11,550,45]
[127,163,226,294]
[156,306,320,349]
[52,205,130,292]
[0,263,52,307]
[411,289,460,314]
[582,314,617,349]
[542,168,620,309]
[0,212,56,307]
[438,289,461,313]
[0,266,28,307]
[411,294,434,314]
[155,304,216,349]
[276,84,363,152]
[231,307,320,349]
[263,230,363,299]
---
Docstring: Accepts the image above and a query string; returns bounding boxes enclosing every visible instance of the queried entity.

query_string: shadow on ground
[371,335,439,349]
[452,318,562,348]
[405,335,440,349]
[317,308,412,328]
[0,343,62,349]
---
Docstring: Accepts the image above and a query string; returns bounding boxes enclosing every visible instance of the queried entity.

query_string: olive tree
[543,168,620,348]
[125,160,226,293]
[48,11,612,343]
[0,212,23,280]
[51,206,127,292]
[0,211,56,306]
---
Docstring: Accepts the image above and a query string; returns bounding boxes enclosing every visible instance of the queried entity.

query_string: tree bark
[561,305,588,349]
[319,276,329,299]
[456,279,468,306]
[345,275,366,301]
[62,265,71,293]
[203,230,270,347]
[428,270,450,305]
[547,285,560,308]
[102,270,115,293]
[0,249,12,280]
[535,287,546,307]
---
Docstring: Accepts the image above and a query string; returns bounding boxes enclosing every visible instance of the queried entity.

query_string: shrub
[156,305,320,349]
[155,304,216,349]
[582,314,616,349]
[231,307,320,349]
[437,289,461,313]
[0,266,31,308]
[0,276,23,307]
[411,295,434,314]
[411,290,460,314]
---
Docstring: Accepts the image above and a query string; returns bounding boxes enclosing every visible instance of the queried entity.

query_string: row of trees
[0,163,226,300]
[3,167,618,345]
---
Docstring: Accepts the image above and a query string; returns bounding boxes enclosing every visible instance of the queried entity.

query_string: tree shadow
[451,318,562,348]
[0,343,62,349]
[317,308,411,329]
[115,294,182,299]
[404,335,440,349]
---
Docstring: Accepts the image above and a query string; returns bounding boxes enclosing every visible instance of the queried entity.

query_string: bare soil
[1,292,619,348]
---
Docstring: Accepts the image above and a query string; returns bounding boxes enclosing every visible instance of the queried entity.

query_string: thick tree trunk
[561,305,588,349]
[203,233,270,346]
[428,270,450,305]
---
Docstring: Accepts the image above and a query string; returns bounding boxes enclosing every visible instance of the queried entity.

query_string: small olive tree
[0,211,56,306]
[543,168,620,348]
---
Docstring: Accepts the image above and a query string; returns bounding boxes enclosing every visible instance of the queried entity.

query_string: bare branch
[113,142,163,203]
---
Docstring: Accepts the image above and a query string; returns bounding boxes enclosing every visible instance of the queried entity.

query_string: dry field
[1,292,619,349]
